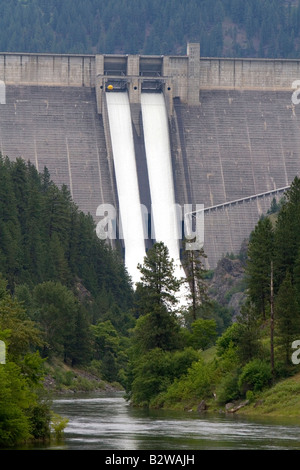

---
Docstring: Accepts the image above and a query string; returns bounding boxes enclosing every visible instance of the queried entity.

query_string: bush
[28,401,51,440]
[170,347,200,378]
[238,359,272,394]
[216,371,240,405]
[51,413,69,440]
[156,358,215,408]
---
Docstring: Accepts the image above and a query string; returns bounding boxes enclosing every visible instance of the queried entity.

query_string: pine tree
[181,242,211,323]
[275,271,300,365]
[137,242,181,311]
[134,242,182,352]
[274,177,300,289]
[246,216,274,319]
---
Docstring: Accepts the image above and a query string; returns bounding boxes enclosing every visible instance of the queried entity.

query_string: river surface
[33,392,300,450]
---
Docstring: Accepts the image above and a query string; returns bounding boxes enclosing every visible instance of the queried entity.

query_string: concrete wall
[200,57,300,91]
[0,53,95,87]
[0,85,114,219]
[2,49,299,98]
[172,88,300,267]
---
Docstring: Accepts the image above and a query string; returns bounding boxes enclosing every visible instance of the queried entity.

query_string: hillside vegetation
[0,0,300,58]
[124,178,300,415]
[0,156,135,446]
[2,160,300,446]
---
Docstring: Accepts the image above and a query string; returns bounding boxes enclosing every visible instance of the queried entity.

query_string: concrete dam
[0,43,300,283]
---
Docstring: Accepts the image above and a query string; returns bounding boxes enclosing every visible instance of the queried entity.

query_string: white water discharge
[141,93,187,304]
[106,92,146,285]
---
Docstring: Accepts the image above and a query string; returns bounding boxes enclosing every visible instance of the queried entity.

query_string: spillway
[106,91,146,285]
[141,93,186,293]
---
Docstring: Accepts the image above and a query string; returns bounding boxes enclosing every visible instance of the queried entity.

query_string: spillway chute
[105,91,146,286]
[141,92,188,307]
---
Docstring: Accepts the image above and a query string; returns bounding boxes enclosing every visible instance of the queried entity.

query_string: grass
[201,346,217,363]
[197,345,300,419]
[237,372,300,419]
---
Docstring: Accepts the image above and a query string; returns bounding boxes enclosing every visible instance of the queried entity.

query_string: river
[32,392,300,451]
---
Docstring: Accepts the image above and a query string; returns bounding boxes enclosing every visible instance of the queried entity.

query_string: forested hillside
[0,156,133,307]
[0,0,300,58]
[125,178,300,411]
[0,156,136,446]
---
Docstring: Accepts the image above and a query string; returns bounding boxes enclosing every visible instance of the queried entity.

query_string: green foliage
[275,271,300,364]
[33,281,78,359]
[131,308,182,354]
[0,362,33,446]
[28,399,51,440]
[182,244,211,322]
[91,320,127,383]
[0,155,136,445]
[0,155,133,309]
[0,284,52,447]
[130,348,174,406]
[187,318,217,351]
[245,216,274,318]
[130,347,201,407]
[235,300,264,364]
[137,242,181,310]
[238,359,273,394]
[156,358,216,408]
[50,413,69,441]
[129,177,300,411]
[216,371,240,405]
[216,323,240,357]
[132,242,183,355]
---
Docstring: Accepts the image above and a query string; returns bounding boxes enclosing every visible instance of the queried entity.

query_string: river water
[35,392,300,451]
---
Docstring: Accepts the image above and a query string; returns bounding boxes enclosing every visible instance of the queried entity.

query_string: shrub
[216,371,240,405]
[238,359,272,394]
[51,413,69,440]
[157,358,215,408]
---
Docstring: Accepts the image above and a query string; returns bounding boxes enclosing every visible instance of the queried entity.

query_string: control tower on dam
[0,44,300,272]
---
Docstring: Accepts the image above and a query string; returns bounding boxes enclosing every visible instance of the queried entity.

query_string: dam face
[0,46,300,278]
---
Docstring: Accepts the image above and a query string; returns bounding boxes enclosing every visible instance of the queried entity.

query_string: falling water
[141,93,187,303]
[106,92,146,285]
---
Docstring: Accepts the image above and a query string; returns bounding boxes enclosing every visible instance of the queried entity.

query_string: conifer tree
[137,241,181,311]
[134,242,182,352]
[274,177,300,289]
[181,242,211,323]
[245,216,274,319]
[275,271,300,365]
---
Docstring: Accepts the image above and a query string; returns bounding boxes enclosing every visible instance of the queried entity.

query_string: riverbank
[167,371,300,420]
[235,371,300,419]
[44,360,123,394]
[43,358,300,420]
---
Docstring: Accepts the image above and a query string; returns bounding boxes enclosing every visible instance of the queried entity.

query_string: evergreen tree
[132,242,182,352]
[275,271,300,365]
[182,242,211,323]
[245,216,274,319]
[235,299,263,364]
[137,242,181,311]
[274,177,300,289]
[32,281,78,362]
